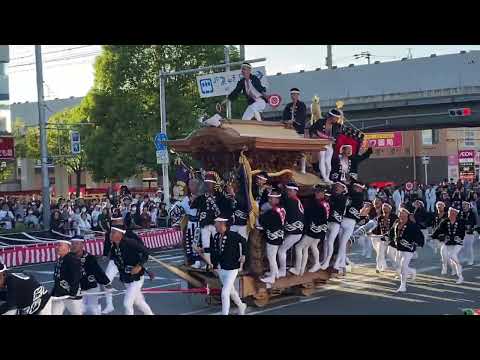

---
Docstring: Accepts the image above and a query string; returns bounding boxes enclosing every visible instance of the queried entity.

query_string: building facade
[0,45,9,132]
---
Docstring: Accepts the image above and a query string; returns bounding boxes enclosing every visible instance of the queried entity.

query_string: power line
[9,50,101,69]
[9,45,98,62]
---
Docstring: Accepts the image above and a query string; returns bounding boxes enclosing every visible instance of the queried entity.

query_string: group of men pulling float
[1,62,476,316]
[0,219,155,315]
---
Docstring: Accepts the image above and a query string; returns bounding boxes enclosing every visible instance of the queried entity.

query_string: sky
[8,45,480,105]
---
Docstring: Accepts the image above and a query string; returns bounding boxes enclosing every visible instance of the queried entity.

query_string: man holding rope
[110,226,154,315]
[51,238,84,315]
[0,261,52,315]
[71,236,112,315]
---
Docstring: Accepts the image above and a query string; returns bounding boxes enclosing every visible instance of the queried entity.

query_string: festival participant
[331,144,373,184]
[211,215,247,315]
[51,238,84,315]
[413,200,429,255]
[229,182,249,241]
[290,184,328,276]
[252,171,270,211]
[259,189,286,284]
[101,216,122,314]
[110,226,154,315]
[431,207,465,283]
[309,108,344,184]
[389,208,424,292]
[70,236,112,315]
[224,62,267,121]
[278,182,305,278]
[169,178,202,269]
[319,182,348,271]
[333,182,367,272]
[0,262,52,315]
[459,201,476,265]
[379,203,399,272]
[190,172,234,268]
[354,201,376,259]
[282,88,307,136]
[431,201,448,254]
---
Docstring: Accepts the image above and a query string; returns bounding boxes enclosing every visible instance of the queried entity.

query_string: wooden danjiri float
[166,119,334,307]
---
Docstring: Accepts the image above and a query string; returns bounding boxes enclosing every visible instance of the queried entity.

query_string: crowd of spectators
[0,185,169,235]
[366,177,480,224]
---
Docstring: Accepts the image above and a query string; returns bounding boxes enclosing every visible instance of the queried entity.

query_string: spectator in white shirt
[0,204,15,230]
[91,205,102,229]
[78,212,92,235]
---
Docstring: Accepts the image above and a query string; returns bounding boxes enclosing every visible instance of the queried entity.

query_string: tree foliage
[82,45,243,183]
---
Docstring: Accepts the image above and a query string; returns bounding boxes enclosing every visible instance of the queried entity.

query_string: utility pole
[326,45,333,69]
[239,45,245,61]
[224,46,231,119]
[354,51,372,65]
[159,73,170,209]
[35,45,51,229]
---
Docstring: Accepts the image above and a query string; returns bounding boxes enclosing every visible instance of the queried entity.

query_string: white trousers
[334,218,357,269]
[242,99,266,120]
[83,286,101,315]
[123,276,154,315]
[386,245,399,271]
[460,234,475,264]
[38,298,53,315]
[397,251,414,291]
[51,298,84,315]
[278,234,303,275]
[443,245,463,279]
[104,260,119,309]
[201,224,216,251]
[319,144,334,182]
[440,244,454,273]
[292,234,319,275]
[371,235,388,271]
[360,235,373,258]
[218,269,242,315]
[265,243,279,278]
[230,225,248,241]
[321,222,341,268]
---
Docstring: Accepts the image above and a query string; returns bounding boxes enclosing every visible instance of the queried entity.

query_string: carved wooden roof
[168,119,332,153]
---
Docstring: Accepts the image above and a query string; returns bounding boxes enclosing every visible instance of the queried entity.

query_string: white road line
[181,307,217,315]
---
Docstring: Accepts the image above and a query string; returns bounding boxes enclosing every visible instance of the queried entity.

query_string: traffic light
[449,108,472,117]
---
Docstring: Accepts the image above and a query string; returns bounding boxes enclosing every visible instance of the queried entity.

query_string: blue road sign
[154,132,168,151]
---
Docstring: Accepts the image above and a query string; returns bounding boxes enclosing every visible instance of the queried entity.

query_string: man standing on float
[222,62,268,121]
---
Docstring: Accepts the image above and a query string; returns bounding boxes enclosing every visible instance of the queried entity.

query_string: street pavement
[11,241,480,315]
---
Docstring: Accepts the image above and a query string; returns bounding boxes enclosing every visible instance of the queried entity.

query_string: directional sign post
[154,132,169,165]
[71,131,81,155]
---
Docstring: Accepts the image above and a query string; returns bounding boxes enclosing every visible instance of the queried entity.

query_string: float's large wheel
[252,287,270,307]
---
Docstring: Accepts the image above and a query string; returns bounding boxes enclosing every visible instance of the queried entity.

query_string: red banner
[0,136,14,160]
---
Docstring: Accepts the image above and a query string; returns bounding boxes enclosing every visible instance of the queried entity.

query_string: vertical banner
[0,136,15,160]
[448,155,459,182]
[458,150,476,181]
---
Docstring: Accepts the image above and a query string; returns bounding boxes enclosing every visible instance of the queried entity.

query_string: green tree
[82,45,242,183]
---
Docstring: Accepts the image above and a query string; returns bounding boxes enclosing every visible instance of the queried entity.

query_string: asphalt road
[11,241,480,315]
